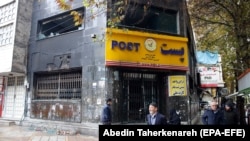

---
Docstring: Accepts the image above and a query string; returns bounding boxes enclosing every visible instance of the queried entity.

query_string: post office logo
[145,38,156,51]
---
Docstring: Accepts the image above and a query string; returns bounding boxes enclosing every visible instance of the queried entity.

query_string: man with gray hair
[201,101,224,125]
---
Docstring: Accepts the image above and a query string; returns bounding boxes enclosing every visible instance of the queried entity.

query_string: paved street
[0,124,98,141]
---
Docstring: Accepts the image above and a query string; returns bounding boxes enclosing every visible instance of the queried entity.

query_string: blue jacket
[202,109,224,125]
[101,104,112,124]
[147,113,167,125]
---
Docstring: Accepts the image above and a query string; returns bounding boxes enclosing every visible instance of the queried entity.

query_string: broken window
[34,71,82,100]
[110,2,179,34]
[37,7,84,40]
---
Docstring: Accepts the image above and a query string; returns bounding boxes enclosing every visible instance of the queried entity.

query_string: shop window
[112,3,178,34]
[37,7,84,40]
[34,71,82,100]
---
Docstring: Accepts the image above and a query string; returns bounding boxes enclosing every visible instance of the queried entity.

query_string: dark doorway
[120,72,160,123]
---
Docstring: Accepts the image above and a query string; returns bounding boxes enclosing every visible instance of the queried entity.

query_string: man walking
[101,98,112,125]
[223,101,239,125]
[201,101,224,125]
[146,102,167,125]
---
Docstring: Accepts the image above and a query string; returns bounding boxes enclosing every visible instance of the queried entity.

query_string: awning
[239,87,250,95]
[224,87,250,98]
[225,92,239,98]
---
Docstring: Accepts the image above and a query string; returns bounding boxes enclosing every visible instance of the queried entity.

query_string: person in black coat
[146,102,167,125]
[168,108,181,125]
[223,101,239,125]
[101,98,112,125]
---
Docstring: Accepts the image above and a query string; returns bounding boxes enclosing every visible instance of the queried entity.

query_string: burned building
[25,0,199,136]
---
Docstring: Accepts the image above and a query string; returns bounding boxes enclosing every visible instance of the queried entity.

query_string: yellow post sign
[168,75,187,96]
[105,28,189,70]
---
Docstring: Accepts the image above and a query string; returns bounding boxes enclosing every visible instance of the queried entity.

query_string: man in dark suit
[146,102,167,125]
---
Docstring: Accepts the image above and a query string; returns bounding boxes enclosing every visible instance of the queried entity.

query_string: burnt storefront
[30,71,82,122]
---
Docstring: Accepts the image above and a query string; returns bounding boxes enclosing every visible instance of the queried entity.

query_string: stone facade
[0,0,33,120]
[0,0,33,74]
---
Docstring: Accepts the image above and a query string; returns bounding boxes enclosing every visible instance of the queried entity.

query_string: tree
[187,0,250,93]
[53,0,135,28]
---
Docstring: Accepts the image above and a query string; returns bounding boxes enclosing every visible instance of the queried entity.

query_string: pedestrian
[168,108,181,125]
[220,97,227,110]
[201,101,224,125]
[101,98,112,125]
[223,101,239,125]
[146,102,167,125]
[246,106,250,125]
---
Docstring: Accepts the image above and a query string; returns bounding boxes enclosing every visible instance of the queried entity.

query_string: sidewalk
[0,124,98,141]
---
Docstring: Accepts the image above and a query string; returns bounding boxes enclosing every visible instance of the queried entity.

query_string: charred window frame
[37,7,84,40]
[109,1,179,34]
[33,70,82,100]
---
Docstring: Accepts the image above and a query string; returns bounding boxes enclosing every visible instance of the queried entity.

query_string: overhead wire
[39,14,76,35]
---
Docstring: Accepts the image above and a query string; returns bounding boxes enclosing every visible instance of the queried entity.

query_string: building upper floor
[0,0,33,75]
[28,0,197,81]
[0,0,17,47]
[31,0,193,41]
